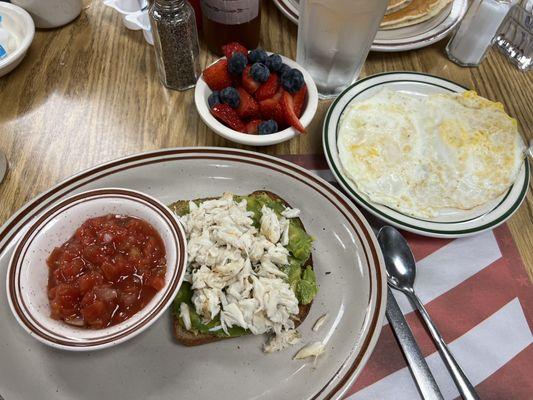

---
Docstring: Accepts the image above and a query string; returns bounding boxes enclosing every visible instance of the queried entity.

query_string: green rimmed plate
[323,72,529,238]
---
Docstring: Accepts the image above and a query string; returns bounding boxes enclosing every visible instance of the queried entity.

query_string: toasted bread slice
[169,190,314,346]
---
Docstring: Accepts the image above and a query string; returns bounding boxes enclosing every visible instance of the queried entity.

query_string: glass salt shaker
[149,0,200,90]
[446,0,516,67]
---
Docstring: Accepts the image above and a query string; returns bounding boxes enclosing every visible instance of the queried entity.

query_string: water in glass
[296,0,388,99]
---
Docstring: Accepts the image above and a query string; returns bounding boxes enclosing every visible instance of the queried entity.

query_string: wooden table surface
[0,0,531,277]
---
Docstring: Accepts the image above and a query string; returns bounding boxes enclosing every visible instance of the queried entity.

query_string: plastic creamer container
[0,15,20,60]
[0,3,35,77]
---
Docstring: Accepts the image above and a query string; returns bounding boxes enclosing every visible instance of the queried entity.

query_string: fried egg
[338,89,526,218]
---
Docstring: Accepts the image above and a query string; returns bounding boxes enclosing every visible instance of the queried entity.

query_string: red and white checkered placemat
[279,154,533,400]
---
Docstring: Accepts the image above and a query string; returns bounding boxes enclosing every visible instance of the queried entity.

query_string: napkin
[279,154,533,400]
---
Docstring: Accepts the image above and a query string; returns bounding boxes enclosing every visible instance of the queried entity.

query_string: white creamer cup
[104,0,153,45]
[11,0,82,29]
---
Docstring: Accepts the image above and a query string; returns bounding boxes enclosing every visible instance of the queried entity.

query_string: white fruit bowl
[195,53,318,147]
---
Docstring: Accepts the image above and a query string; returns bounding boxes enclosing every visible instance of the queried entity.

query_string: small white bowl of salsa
[6,188,187,351]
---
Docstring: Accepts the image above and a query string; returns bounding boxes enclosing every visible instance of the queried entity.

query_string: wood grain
[0,0,531,277]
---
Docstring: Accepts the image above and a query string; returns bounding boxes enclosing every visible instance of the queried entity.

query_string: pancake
[385,0,413,15]
[380,0,452,30]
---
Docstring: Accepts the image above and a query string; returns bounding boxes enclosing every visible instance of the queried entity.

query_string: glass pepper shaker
[149,0,201,90]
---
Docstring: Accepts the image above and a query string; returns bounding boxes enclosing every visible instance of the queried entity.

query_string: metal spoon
[378,226,480,400]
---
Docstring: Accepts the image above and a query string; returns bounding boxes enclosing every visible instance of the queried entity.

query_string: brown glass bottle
[201,0,261,56]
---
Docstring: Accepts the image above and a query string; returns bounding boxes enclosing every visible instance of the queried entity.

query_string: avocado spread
[171,193,317,337]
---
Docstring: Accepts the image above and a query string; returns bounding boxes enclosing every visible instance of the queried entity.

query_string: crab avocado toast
[169,191,317,347]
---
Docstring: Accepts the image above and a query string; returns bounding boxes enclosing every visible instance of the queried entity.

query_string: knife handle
[386,288,444,400]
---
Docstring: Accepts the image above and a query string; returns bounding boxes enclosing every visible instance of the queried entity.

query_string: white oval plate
[323,72,529,238]
[0,148,386,400]
[272,0,467,52]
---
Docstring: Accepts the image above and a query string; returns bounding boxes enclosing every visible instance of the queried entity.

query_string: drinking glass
[296,0,388,99]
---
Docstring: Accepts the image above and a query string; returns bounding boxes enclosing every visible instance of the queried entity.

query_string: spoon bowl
[377,226,416,293]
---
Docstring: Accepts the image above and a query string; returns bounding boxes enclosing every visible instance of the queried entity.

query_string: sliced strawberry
[259,89,284,126]
[254,73,280,101]
[293,84,307,118]
[281,90,305,133]
[236,87,260,119]
[222,42,248,60]
[202,59,232,91]
[211,104,246,132]
[245,119,262,134]
[231,74,242,87]
[242,65,260,95]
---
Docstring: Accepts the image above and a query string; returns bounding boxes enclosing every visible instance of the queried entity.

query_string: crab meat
[293,342,326,360]
[312,313,329,332]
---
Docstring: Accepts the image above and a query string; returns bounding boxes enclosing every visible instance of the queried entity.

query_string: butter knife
[361,210,442,398]
[386,287,444,400]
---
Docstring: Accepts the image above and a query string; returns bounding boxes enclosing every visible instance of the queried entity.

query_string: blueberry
[208,91,221,108]
[258,119,278,135]
[281,68,304,93]
[248,48,268,64]
[279,63,292,79]
[228,52,247,75]
[265,54,283,72]
[250,63,270,83]
[220,87,240,108]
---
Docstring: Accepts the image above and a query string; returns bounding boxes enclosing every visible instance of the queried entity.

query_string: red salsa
[47,214,167,329]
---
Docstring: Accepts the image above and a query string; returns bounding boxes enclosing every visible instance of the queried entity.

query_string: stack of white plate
[272,0,468,52]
